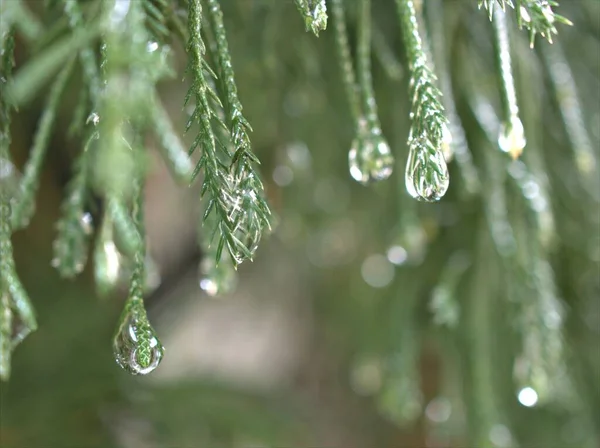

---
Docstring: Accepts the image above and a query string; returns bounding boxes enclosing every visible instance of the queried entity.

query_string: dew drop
[112,300,164,375]
[349,132,394,184]
[498,116,526,159]
[405,136,449,201]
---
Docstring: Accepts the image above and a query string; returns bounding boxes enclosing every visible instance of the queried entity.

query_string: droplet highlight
[498,116,526,159]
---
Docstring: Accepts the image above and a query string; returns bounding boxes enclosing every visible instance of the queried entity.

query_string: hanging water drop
[348,130,394,184]
[405,136,449,201]
[112,298,164,375]
[498,115,526,159]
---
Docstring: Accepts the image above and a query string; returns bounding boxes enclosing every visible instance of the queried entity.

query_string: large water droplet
[113,300,164,375]
[405,136,449,201]
[348,132,394,184]
[498,116,526,159]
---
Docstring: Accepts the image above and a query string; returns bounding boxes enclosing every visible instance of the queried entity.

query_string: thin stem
[330,0,361,123]
[356,0,381,134]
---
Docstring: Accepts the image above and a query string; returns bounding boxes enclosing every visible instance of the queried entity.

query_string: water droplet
[349,132,394,184]
[405,136,449,202]
[517,386,538,407]
[113,300,164,375]
[498,116,526,159]
[146,41,159,53]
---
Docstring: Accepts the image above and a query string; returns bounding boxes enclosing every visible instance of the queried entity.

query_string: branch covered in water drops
[396,0,449,202]
[187,0,270,267]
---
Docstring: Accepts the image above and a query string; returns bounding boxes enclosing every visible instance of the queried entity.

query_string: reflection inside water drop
[405,136,449,202]
[113,301,164,375]
[349,131,394,184]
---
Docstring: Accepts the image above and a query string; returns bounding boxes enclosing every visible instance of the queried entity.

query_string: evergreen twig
[493,7,526,159]
[0,31,37,381]
[187,0,267,266]
[294,0,328,36]
[479,0,572,47]
[396,0,449,201]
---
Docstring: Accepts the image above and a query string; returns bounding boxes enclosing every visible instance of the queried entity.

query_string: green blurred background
[1,0,599,447]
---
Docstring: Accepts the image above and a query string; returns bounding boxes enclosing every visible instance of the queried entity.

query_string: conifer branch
[62,0,103,104]
[493,7,526,159]
[187,0,268,266]
[330,0,361,122]
[11,57,76,230]
[479,0,572,47]
[0,31,37,381]
[151,96,194,183]
[113,177,164,375]
[425,0,480,196]
[541,43,598,188]
[396,0,449,201]
[143,0,171,43]
[0,292,12,380]
[294,0,328,36]
[52,132,95,277]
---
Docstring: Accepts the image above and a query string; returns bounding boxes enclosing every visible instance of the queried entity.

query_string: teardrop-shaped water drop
[498,116,526,159]
[348,133,394,184]
[112,299,164,375]
[405,136,449,202]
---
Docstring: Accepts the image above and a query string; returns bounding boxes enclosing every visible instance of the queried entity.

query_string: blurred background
[1,0,599,447]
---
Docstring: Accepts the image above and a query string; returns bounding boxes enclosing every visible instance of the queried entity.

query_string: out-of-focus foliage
[0,0,599,447]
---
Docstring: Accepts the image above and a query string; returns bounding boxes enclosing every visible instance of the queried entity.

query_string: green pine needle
[479,0,572,47]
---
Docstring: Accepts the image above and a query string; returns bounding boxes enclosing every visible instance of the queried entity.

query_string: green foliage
[1,0,598,447]
[294,0,328,36]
